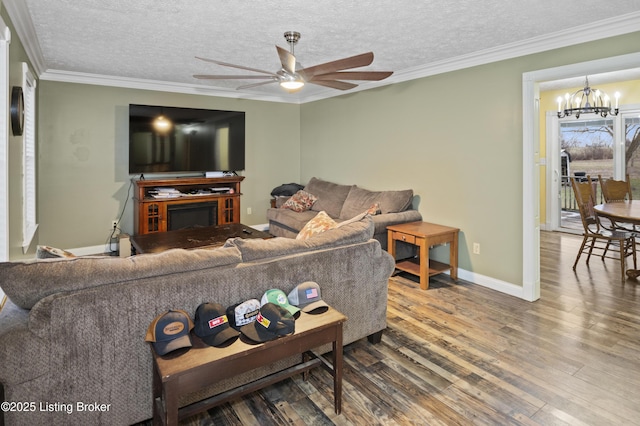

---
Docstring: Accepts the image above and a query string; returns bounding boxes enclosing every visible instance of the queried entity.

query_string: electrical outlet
[111,220,118,230]
[247,207,252,215]
[473,243,480,255]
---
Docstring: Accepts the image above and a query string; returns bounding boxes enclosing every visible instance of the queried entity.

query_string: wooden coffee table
[387,221,459,290]
[130,223,272,254]
[151,307,347,425]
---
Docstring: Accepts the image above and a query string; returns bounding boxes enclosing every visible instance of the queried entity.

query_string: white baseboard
[456,268,526,299]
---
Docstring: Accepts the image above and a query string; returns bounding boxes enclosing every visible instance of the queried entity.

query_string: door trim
[523,51,640,302]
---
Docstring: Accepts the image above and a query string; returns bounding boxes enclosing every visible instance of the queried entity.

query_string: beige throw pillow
[296,211,338,240]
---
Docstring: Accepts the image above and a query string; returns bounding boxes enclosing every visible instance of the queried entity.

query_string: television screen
[128,104,245,175]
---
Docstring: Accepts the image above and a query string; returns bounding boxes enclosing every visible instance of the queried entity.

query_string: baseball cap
[145,309,194,356]
[240,302,295,343]
[287,281,329,314]
[226,299,261,330]
[194,302,240,347]
[261,289,300,317]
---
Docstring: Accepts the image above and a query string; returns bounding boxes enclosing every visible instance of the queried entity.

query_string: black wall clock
[10,86,24,136]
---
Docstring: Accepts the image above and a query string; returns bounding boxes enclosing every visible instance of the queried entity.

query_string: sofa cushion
[0,246,243,309]
[304,177,354,218]
[379,189,414,213]
[296,211,338,240]
[267,208,318,232]
[340,186,414,219]
[280,190,318,212]
[336,211,369,228]
[228,215,375,262]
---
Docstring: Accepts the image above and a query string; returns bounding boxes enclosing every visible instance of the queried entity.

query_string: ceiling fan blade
[311,71,393,81]
[299,52,374,79]
[195,56,278,77]
[308,80,359,91]
[193,74,274,80]
[236,80,279,90]
[276,46,296,74]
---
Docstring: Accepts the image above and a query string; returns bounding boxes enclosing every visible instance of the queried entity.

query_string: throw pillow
[36,245,76,259]
[366,202,381,215]
[281,190,318,213]
[296,211,338,240]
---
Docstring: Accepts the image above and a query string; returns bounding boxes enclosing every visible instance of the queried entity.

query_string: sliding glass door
[548,108,640,231]
[558,118,614,230]
[623,114,640,198]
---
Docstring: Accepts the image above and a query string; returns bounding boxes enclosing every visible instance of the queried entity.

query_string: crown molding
[285,11,640,104]
[2,0,46,75]
[39,69,299,103]
[387,11,640,86]
[8,6,640,104]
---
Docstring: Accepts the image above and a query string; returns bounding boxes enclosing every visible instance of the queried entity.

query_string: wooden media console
[133,176,244,235]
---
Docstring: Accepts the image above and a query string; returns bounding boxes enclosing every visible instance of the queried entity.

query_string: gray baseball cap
[287,282,328,314]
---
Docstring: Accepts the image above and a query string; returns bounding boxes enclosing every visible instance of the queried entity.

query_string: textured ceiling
[7,0,640,102]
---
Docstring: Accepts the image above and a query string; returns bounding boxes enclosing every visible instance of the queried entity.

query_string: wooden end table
[387,221,459,290]
[151,307,347,426]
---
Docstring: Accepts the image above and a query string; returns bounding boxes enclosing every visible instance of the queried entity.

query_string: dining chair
[571,176,637,281]
[598,174,635,232]
[598,174,632,202]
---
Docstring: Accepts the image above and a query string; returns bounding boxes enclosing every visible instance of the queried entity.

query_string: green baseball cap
[261,288,300,316]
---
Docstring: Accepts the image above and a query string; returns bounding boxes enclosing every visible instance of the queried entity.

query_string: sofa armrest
[371,210,423,235]
[272,196,290,208]
[0,299,50,385]
[370,210,422,255]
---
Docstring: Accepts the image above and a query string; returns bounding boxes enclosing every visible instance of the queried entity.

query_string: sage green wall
[300,32,640,286]
[37,82,300,250]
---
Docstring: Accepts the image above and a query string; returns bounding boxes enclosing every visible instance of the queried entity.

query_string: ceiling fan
[194,31,393,92]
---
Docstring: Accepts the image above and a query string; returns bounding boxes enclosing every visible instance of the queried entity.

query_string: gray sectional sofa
[0,216,394,425]
[268,177,422,256]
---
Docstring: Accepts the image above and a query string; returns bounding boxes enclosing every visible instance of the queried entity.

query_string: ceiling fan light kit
[280,78,305,91]
[194,31,393,93]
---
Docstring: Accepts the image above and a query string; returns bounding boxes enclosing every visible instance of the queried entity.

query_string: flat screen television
[128,104,245,175]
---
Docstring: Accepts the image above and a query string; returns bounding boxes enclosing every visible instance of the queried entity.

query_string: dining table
[594,200,640,278]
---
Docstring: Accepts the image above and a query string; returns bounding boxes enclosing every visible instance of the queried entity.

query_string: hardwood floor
[139,231,640,425]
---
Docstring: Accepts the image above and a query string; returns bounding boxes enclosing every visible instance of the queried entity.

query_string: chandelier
[557,76,620,119]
